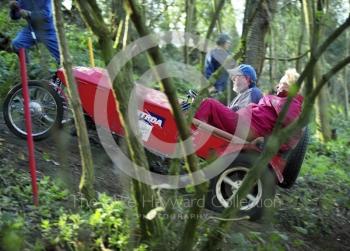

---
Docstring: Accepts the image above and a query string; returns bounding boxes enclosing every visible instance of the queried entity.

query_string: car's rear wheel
[279,127,309,188]
[206,153,276,220]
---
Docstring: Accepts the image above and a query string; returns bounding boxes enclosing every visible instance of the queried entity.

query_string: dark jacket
[204,47,234,92]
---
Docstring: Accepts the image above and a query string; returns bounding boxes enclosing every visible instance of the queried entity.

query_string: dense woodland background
[0,0,349,250]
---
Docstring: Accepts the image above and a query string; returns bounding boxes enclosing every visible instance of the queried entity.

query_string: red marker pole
[19,48,38,206]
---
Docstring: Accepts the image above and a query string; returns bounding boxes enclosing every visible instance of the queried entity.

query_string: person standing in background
[204,33,235,93]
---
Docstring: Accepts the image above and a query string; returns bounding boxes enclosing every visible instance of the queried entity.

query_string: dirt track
[0,112,124,195]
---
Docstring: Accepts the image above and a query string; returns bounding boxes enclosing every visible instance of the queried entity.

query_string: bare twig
[265,50,310,61]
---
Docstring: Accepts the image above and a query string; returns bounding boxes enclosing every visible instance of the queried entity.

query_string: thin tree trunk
[214,0,222,32]
[206,0,226,41]
[234,0,260,63]
[52,0,95,200]
[344,22,349,119]
[315,62,332,141]
[301,0,314,95]
[344,69,350,120]
[296,0,306,72]
[201,0,225,68]
[75,0,163,241]
[125,1,208,250]
[313,0,332,141]
[241,0,277,78]
[269,27,277,92]
[184,0,195,64]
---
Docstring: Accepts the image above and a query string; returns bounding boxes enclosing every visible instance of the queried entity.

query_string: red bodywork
[56,67,286,183]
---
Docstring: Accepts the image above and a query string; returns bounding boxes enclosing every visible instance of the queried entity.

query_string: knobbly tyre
[3,66,309,220]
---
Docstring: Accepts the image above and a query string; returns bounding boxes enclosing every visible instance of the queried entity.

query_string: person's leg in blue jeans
[12,27,60,65]
[12,27,35,50]
[37,30,60,65]
[11,27,34,62]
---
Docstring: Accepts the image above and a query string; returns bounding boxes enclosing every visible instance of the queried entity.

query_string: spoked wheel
[3,80,64,140]
[206,154,276,221]
[215,166,263,211]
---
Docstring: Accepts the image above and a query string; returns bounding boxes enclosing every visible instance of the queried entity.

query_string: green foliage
[134,244,149,251]
[0,216,24,251]
[277,119,350,239]
[0,167,69,250]
[40,193,133,250]
[0,6,22,101]
[0,62,17,102]
[198,225,295,250]
[0,165,142,250]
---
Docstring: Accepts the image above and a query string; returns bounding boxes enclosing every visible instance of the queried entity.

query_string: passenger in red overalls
[195,68,303,141]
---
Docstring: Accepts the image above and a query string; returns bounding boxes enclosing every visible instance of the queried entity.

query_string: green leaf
[292,226,308,235]
[145,207,164,220]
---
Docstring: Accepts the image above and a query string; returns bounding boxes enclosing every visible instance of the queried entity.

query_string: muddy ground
[0,112,125,196]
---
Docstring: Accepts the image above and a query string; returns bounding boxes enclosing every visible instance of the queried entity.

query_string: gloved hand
[180,101,191,111]
[187,89,198,99]
[9,1,20,10]
[180,89,199,111]
[19,9,31,19]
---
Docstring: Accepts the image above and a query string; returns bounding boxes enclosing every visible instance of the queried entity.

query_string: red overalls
[194,94,303,141]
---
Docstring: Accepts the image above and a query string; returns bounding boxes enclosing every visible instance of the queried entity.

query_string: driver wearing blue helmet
[228,64,263,111]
